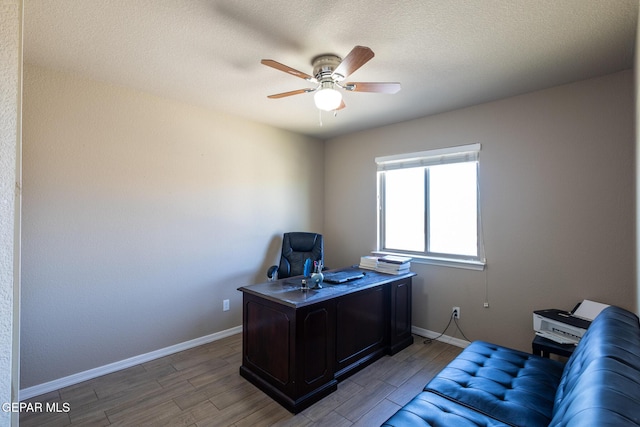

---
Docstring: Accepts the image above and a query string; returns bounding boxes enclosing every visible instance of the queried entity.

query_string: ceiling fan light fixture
[262,46,400,113]
[314,85,342,111]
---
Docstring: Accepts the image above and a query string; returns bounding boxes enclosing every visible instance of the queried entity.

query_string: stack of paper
[375,255,412,275]
[359,255,379,270]
[573,300,610,321]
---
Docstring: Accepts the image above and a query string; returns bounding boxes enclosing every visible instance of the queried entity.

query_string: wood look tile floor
[20,334,462,426]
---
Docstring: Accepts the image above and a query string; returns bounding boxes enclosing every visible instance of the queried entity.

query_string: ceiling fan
[261,46,401,112]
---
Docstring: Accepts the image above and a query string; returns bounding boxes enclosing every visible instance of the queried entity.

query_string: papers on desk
[359,255,412,275]
[359,256,379,270]
[572,299,610,321]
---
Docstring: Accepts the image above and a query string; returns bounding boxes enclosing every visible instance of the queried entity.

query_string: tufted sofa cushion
[381,390,510,427]
[424,341,564,427]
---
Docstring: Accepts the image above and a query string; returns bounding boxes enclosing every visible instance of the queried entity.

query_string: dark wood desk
[237,268,415,413]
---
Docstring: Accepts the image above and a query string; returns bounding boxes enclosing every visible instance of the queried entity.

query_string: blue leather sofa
[382,306,640,426]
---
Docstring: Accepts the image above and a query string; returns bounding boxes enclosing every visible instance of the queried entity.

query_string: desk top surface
[237,267,415,308]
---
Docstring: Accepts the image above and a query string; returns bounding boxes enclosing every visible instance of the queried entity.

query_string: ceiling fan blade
[332,46,374,80]
[337,99,346,110]
[261,59,316,82]
[344,82,401,94]
[267,89,313,99]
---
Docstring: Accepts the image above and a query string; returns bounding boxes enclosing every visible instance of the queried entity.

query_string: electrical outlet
[223,299,230,312]
[452,306,460,319]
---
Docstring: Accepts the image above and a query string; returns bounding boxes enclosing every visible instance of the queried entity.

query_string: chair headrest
[286,232,321,252]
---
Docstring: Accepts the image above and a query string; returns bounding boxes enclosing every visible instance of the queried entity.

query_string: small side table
[532,335,576,358]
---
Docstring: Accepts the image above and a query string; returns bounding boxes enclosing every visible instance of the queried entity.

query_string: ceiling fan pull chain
[318,109,323,127]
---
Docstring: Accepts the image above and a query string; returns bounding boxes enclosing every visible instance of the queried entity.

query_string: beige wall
[325,70,635,352]
[21,64,324,388]
[1,0,21,423]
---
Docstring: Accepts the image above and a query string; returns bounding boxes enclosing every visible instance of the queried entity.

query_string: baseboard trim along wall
[411,326,471,349]
[20,325,243,400]
[21,324,465,400]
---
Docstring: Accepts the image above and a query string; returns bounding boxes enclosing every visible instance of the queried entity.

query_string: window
[376,144,484,269]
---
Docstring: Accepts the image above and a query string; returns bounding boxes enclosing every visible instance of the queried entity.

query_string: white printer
[533,300,609,345]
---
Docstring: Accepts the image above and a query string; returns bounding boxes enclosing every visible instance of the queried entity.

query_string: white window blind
[375,143,481,171]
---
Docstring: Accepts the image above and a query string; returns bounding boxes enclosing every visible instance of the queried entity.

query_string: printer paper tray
[535,331,579,345]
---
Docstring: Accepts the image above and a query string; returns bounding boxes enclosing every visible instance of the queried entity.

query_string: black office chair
[267,232,324,280]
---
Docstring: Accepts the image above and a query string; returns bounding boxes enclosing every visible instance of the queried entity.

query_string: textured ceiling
[24,0,638,139]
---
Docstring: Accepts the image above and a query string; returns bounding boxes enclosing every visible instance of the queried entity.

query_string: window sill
[374,252,486,271]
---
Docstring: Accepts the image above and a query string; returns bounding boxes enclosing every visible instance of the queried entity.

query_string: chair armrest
[267,265,279,279]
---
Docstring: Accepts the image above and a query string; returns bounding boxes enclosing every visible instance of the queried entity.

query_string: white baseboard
[20,325,243,400]
[411,325,471,349]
